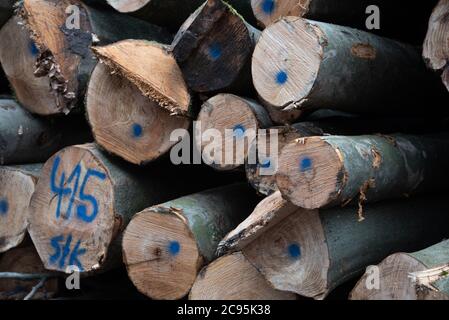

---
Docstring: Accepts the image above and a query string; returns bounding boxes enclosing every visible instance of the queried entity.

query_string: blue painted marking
[49,235,64,265]
[209,43,222,60]
[300,157,313,172]
[59,234,73,268]
[77,169,106,223]
[276,71,288,85]
[0,199,8,215]
[168,241,181,256]
[259,158,271,168]
[233,124,246,139]
[69,239,86,271]
[132,123,143,138]
[29,41,39,56]
[288,243,301,259]
[262,0,275,14]
[49,234,85,270]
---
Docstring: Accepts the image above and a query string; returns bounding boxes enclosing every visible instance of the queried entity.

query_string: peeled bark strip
[253,17,447,117]
[196,94,272,171]
[350,239,449,300]
[28,143,229,274]
[122,183,260,300]
[0,164,42,252]
[170,0,261,94]
[0,0,14,28]
[1,0,171,115]
[242,192,449,299]
[189,252,296,300]
[87,41,191,165]
[423,0,449,91]
[0,98,91,165]
[0,245,59,300]
[276,133,449,210]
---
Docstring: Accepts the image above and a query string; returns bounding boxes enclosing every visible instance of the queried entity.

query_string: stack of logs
[0,0,448,300]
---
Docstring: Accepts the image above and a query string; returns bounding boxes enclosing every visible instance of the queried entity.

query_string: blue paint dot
[29,41,39,56]
[209,43,222,60]
[300,157,313,172]
[0,199,8,215]
[168,241,180,256]
[276,71,288,85]
[288,243,301,259]
[233,124,246,138]
[132,123,143,138]
[259,158,271,168]
[262,0,275,14]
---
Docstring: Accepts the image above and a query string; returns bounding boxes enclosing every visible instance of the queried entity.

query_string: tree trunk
[196,94,272,171]
[423,0,449,91]
[240,191,449,299]
[170,0,261,94]
[276,133,449,211]
[253,17,448,119]
[0,98,91,165]
[122,183,260,300]
[28,143,242,274]
[350,239,449,300]
[0,0,171,115]
[189,251,297,300]
[0,164,42,252]
[87,40,191,165]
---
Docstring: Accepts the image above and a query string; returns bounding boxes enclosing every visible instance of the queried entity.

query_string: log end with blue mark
[168,241,181,256]
[288,243,301,259]
[0,199,8,215]
[276,70,288,85]
[132,123,143,138]
[209,43,222,60]
[262,0,275,14]
[300,157,312,172]
[259,158,271,168]
[233,124,246,138]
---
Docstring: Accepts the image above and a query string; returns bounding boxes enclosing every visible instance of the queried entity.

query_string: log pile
[1,0,449,301]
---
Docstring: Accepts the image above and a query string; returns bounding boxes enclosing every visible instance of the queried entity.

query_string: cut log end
[251,0,307,28]
[0,167,37,252]
[350,253,449,300]
[252,17,322,110]
[196,94,262,170]
[107,0,151,12]
[92,40,191,117]
[86,62,190,165]
[189,251,296,300]
[123,208,200,300]
[0,17,58,115]
[28,145,115,273]
[276,137,343,209]
[242,197,330,299]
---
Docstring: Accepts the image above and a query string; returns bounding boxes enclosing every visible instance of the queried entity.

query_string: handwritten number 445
[50,156,106,223]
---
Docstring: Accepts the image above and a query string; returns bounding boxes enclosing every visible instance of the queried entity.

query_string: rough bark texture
[170,0,261,94]
[0,164,42,252]
[350,239,449,300]
[122,183,260,299]
[276,133,449,210]
[242,192,449,299]
[189,251,297,300]
[28,143,240,274]
[6,0,171,115]
[423,0,449,91]
[253,17,448,117]
[0,98,91,165]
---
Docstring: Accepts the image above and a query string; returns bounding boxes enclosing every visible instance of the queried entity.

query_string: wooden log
[122,183,260,300]
[350,239,449,300]
[423,0,449,91]
[170,0,261,94]
[189,251,296,300]
[0,98,91,165]
[253,17,448,118]
[0,164,42,252]
[0,245,59,300]
[87,40,191,165]
[276,133,449,211]
[240,192,449,299]
[195,94,272,171]
[0,0,14,28]
[0,0,171,115]
[28,143,240,274]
